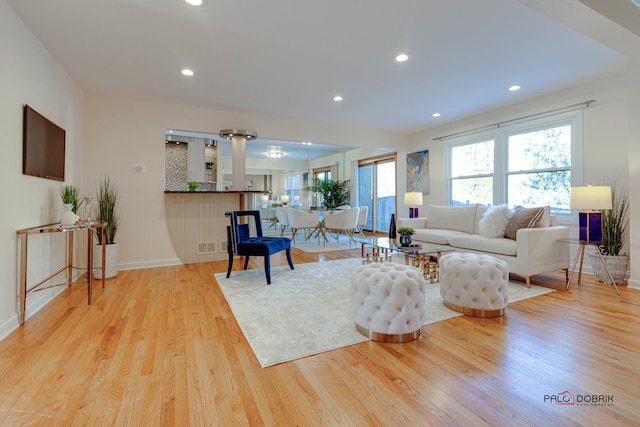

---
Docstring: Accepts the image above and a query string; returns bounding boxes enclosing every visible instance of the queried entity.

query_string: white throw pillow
[478,205,512,238]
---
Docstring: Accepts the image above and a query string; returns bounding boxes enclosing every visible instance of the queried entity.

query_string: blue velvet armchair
[226,210,294,284]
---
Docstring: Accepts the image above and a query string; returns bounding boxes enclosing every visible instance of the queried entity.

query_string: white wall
[83,93,406,271]
[408,70,636,285]
[0,0,85,337]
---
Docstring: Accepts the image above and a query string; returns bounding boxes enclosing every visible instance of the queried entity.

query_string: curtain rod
[433,99,596,142]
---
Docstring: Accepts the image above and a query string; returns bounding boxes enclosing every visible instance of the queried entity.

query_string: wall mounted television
[22,104,66,181]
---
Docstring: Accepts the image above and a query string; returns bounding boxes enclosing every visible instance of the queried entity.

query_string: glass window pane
[507,171,571,214]
[451,140,494,177]
[376,162,396,232]
[508,125,571,171]
[451,177,493,206]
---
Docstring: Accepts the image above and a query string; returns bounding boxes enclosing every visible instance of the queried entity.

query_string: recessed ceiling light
[181,68,194,77]
[509,85,521,92]
[333,95,343,102]
[184,0,204,6]
[395,54,409,62]
[432,112,441,118]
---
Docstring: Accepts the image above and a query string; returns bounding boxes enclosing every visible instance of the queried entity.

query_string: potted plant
[188,181,199,191]
[588,182,629,285]
[94,175,119,279]
[305,178,350,210]
[59,185,79,225]
[397,226,415,247]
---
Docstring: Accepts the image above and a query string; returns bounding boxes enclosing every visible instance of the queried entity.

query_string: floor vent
[196,241,216,254]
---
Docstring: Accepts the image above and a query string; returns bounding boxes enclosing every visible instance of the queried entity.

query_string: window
[313,167,332,182]
[284,174,301,203]
[358,154,396,234]
[446,111,582,216]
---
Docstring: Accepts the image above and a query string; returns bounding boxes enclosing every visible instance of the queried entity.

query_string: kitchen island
[164,191,263,263]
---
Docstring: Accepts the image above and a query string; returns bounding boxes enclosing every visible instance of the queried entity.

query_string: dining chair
[355,206,369,238]
[225,210,294,285]
[287,208,321,244]
[323,207,360,245]
[274,207,290,237]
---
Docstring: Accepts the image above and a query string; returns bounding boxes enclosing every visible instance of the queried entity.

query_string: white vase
[61,203,78,226]
[94,243,119,279]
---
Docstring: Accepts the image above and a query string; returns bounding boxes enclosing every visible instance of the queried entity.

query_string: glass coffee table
[353,236,454,283]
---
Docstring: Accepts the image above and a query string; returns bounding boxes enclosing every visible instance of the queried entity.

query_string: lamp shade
[570,186,612,210]
[280,195,290,204]
[404,192,423,206]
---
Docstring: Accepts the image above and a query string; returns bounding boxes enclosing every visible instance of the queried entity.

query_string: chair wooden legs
[226,250,234,278]
[264,255,271,284]
[243,256,250,270]
[286,248,294,270]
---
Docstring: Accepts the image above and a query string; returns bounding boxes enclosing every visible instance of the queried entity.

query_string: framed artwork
[406,149,429,194]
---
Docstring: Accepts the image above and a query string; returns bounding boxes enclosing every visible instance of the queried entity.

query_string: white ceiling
[7,0,634,159]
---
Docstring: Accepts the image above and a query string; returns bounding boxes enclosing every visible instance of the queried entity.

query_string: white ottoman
[439,252,509,318]
[351,263,426,343]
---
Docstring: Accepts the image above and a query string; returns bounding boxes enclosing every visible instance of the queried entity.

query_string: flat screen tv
[22,104,66,181]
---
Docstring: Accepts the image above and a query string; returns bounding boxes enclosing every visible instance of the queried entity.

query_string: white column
[231,135,246,191]
[219,129,257,191]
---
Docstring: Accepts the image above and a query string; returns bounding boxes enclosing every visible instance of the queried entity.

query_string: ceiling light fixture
[432,112,441,118]
[266,146,284,158]
[302,141,312,145]
[184,0,204,6]
[509,85,521,92]
[333,95,343,102]
[181,68,194,77]
[395,53,409,62]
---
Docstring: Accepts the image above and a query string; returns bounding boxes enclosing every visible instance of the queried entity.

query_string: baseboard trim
[117,258,183,271]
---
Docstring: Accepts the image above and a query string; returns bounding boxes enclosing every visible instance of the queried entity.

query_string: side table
[558,238,620,295]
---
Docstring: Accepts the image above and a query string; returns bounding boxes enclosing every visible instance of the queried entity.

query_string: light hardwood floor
[1,247,639,426]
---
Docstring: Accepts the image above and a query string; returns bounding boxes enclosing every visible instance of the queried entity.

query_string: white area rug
[214,258,554,368]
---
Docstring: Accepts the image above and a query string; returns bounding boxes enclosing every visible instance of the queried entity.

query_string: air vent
[196,241,216,254]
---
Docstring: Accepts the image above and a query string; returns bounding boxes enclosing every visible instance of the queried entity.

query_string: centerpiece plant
[305,178,350,210]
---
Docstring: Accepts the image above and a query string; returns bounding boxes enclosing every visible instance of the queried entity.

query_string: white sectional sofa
[397,204,569,287]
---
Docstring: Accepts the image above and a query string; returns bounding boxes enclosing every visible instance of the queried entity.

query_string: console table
[16,221,107,325]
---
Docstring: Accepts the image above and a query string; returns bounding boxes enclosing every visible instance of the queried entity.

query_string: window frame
[445,110,584,223]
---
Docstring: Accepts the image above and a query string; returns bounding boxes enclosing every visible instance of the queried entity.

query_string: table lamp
[570,185,612,242]
[404,192,423,218]
[281,195,289,205]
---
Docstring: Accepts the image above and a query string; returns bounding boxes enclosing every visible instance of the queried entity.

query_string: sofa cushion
[535,205,551,227]
[478,205,512,238]
[426,205,477,234]
[504,206,544,240]
[414,228,468,245]
[475,205,487,234]
[396,217,427,230]
[448,234,517,257]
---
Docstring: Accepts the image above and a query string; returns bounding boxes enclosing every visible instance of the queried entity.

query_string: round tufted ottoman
[439,252,509,317]
[351,263,426,343]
